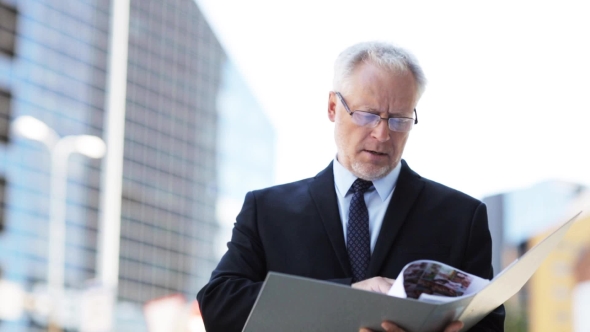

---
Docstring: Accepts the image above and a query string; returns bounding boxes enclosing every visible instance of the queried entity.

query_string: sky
[195,0,590,200]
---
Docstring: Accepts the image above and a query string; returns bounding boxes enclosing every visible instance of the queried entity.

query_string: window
[0,3,17,56]
[0,177,6,233]
[0,89,11,142]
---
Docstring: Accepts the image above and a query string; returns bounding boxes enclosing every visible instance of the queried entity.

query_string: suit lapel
[308,162,352,277]
[367,160,425,277]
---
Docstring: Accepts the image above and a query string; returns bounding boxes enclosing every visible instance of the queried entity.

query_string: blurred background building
[484,180,587,276]
[0,0,274,331]
[215,60,275,260]
[527,211,590,332]
[0,0,111,329]
[484,181,590,332]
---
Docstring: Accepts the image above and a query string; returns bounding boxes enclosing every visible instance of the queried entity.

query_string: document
[387,260,490,304]
[242,212,582,332]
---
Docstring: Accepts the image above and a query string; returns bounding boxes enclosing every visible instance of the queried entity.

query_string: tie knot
[351,178,373,194]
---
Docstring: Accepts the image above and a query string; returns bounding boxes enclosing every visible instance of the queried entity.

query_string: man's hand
[353,279,464,332]
[352,277,395,294]
[360,320,464,332]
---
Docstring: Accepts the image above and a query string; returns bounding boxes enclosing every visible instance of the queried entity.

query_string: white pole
[96,0,131,328]
[47,137,83,331]
[47,141,71,332]
[11,117,106,331]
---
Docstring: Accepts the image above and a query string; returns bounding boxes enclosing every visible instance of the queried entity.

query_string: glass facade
[215,60,275,259]
[0,0,274,331]
[0,87,11,143]
[0,0,109,330]
[0,1,18,56]
[118,0,223,307]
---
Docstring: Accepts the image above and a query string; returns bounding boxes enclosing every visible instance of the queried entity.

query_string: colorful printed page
[388,260,490,303]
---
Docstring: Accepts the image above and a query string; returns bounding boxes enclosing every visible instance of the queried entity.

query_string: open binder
[243,212,582,332]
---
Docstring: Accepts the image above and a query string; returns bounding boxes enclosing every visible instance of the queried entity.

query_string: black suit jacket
[197,160,505,331]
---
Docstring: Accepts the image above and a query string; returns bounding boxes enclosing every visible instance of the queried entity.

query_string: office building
[483,181,589,331]
[0,0,273,330]
[483,180,587,274]
[0,1,110,330]
[526,190,590,332]
[118,0,223,308]
[215,60,275,259]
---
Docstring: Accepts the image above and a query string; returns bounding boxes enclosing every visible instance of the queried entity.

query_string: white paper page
[388,272,407,298]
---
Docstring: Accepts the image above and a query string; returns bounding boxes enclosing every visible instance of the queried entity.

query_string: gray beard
[350,160,392,181]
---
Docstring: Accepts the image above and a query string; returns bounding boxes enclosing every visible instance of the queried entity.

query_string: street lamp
[12,115,106,331]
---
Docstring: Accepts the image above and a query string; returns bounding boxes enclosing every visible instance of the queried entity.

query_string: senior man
[197,41,505,331]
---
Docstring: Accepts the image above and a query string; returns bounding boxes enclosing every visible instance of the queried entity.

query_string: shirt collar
[333,156,401,201]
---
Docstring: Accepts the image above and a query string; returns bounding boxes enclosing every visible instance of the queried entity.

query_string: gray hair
[333,41,427,98]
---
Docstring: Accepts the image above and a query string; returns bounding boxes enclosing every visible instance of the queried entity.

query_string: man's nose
[371,119,390,142]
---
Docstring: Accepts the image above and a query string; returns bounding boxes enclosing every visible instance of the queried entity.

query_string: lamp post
[12,115,106,331]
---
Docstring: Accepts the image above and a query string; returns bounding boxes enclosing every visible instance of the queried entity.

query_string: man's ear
[328,91,337,122]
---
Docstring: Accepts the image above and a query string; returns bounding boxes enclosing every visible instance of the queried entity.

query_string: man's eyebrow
[362,107,380,113]
[355,106,383,114]
[359,107,408,116]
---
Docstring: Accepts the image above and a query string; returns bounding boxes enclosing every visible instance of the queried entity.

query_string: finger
[384,277,396,284]
[359,329,372,332]
[378,280,393,293]
[443,321,464,332]
[382,321,405,332]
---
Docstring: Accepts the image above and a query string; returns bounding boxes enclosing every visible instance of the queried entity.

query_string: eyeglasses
[335,92,418,132]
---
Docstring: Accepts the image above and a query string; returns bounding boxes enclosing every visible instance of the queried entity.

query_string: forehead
[344,61,418,109]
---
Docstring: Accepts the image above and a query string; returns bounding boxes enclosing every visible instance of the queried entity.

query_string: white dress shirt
[333,157,401,253]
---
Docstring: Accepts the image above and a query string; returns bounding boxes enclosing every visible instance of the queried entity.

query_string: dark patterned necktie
[347,178,373,283]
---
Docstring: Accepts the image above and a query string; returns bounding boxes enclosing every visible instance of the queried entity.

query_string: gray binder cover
[243,212,582,332]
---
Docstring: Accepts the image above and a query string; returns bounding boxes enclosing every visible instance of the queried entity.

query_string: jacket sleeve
[197,191,266,332]
[461,203,505,331]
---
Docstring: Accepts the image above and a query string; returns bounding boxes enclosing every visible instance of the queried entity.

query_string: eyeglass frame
[334,92,418,131]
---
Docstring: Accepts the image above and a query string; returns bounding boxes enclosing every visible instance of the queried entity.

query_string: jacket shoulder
[420,176,483,206]
[402,160,482,206]
[249,162,333,201]
[249,176,315,201]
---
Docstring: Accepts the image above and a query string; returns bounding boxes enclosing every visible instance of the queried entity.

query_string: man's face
[328,62,419,180]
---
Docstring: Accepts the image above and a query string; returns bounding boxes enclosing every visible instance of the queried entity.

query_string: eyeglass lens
[351,111,413,132]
